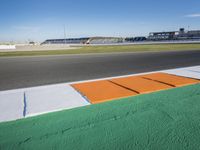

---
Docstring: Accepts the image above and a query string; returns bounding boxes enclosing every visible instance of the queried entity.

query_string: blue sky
[0,0,200,42]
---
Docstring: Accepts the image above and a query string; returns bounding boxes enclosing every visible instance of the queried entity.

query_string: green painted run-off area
[1,83,200,150]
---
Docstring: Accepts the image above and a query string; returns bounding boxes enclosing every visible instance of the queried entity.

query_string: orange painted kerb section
[72,72,200,104]
[110,76,172,94]
[72,80,137,104]
[142,73,200,87]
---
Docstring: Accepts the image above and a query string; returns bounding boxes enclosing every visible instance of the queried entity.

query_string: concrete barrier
[0,45,16,50]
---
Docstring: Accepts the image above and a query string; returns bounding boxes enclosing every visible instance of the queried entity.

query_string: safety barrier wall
[0,45,16,50]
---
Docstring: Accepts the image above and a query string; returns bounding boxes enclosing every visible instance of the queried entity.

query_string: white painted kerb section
[162,66,200,79]
[0,84,89,123]
[25,84,89,117]
[0,91,24,122]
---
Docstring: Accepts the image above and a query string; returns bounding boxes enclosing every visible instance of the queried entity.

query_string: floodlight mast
[188,25,190,31]
[64,25,67,44]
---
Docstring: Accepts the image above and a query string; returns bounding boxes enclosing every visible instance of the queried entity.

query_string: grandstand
[41,28,200,45]
[148,31,176,41]
[88,37,123,44]
[41,38,90,45]
[125,37,147,42]
[148,28,200,41]
[42,37,124,45]
[178,29,200,40]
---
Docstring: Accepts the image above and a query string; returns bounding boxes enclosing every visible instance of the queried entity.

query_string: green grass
[1,43,200,57]
[1,83,200,150]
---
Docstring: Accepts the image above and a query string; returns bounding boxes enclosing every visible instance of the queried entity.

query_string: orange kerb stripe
[72,72,199,104]
[72,80,137,104]
[141,73,200,87]
[110,76,172,94]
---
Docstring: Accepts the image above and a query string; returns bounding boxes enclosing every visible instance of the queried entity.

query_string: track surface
[0,50,200,90]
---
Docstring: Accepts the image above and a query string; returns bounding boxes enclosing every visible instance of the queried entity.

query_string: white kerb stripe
[25,84,90,117]
[0,91,24,122]
[162,66,200,79]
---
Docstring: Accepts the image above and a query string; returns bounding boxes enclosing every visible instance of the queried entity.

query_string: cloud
[185,13,200,18]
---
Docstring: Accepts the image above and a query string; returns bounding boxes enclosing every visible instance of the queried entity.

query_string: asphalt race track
[0,50,200,91]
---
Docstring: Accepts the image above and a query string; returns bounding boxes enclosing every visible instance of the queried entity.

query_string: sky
[0,0,200,42]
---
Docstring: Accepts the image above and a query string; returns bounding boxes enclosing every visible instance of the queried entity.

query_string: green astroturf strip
[1,84,200,150]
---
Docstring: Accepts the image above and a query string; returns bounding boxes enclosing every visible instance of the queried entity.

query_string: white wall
[0,45,16,50]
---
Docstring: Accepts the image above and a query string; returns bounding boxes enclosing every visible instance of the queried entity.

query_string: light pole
[64,25,67,44]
